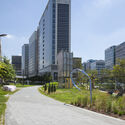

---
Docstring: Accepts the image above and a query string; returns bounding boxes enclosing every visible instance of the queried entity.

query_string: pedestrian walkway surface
[5,86,125,125]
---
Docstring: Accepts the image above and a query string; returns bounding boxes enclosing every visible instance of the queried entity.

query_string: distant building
[83,59,97,71]
[57,50,73,84]
[105,46,116,69]
[83,62,87,71]
[22,44,29,77]
[29,31,39,77]
[73,57,82,69]
[38,0,71,80]
[12,56,22,76]
[91,60,105,75]
[115,42,125,62]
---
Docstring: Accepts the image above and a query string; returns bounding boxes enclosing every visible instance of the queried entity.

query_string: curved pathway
[5,86,125,125]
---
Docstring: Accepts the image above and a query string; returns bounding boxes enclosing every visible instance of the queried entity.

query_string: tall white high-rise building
[29,31,39,77]
[38,0,71,80]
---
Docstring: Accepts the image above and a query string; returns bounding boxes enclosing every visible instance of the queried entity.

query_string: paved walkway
[5,86,125,125]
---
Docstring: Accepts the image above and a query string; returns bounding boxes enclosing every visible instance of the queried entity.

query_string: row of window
[52,3,56,64]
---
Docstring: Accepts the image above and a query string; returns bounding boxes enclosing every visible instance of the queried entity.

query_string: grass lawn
[0,86,19,124]
[10,83,34,88]
[39,87,125,119]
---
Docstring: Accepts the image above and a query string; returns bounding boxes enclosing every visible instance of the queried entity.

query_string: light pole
[0,34,7,61]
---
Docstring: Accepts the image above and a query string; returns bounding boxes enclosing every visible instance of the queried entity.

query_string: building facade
[29,31,39,77]
[57,50,73,84]
[12,56,22,76]
[83,59,97,71]
[38,0,71,79]
[115,42,125,62]
[91,60,105,75]
[22,44,29,77]
[105,46,116,69]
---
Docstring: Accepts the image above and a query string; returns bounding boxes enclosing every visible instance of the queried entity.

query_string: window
[57,4,69,53]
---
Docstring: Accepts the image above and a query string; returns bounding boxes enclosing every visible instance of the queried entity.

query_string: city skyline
[1,0,125,61]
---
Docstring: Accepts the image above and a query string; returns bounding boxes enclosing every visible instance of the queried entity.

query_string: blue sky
[0,0,125,62]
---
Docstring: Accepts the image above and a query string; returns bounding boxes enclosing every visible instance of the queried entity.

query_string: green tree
[100,69,112,83]
[112,59,125,84]
[0,57,16,84]
[87,70,98,89]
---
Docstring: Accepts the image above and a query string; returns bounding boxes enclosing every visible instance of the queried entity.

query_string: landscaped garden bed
[39,87,125,120]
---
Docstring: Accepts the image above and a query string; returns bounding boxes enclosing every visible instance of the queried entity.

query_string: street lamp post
[0,34,7,61]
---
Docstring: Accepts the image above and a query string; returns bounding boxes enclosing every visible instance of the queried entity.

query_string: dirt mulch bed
[73,104,125,120]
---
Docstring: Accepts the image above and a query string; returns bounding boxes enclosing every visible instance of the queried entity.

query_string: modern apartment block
[105,46,116,69]
[115,42,125,62]
[12,56,22,76]
[29,31,39,77]
[22,44,29,77]
[38,0,71,80]
[57,50,73,85]
[91,60,105,75]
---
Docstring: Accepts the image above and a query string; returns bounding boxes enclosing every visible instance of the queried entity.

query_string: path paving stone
[5,86,125,125]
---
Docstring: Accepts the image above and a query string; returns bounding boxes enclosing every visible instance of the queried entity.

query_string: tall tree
[112,59,125,84]
[87,70,98,89]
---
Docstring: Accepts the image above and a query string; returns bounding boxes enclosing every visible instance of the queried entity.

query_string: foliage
[46,82,58,87]
[54,85,56,93]
[112,59,125,84]
[51,84,54,93]
[48,84,51,94]
[99,69,113,83]
[72,61,83,84]
[87,70,98,88]
[44,84,47,92]
[0,57,16,84]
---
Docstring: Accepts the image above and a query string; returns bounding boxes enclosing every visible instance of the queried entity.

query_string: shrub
[44,84,47,92]
[112,101,118,114]
[54,85,56,93]
[81,95,88,107]
[106,101,112,113]
[76,96,82,107]
[48,84,51,94]
[51,84,54,93]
